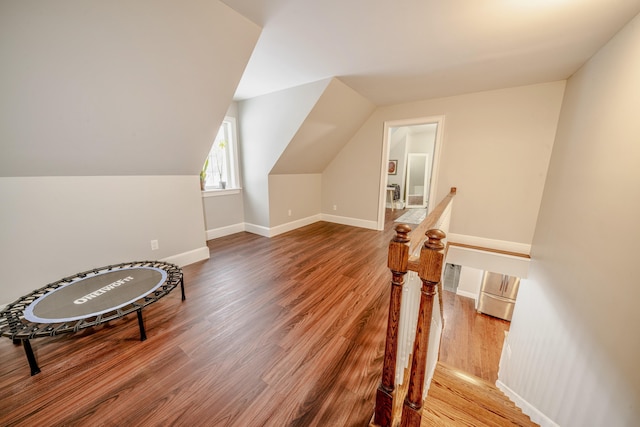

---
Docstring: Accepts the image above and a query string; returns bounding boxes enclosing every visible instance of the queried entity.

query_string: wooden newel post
[374,224,411,427]
[400,229,445,427]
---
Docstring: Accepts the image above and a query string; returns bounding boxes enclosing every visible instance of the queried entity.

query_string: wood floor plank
[0,209,528,426]
[422,362,537,427]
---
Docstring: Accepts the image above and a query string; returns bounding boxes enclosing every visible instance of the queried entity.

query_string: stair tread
[421,362,538,427]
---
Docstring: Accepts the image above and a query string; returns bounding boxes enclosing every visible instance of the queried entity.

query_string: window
[201,116,239,191]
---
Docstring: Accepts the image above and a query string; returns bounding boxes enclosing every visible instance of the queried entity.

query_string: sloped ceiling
[270,78,375,174]
[225,0,640,106]
[0,1,260,177]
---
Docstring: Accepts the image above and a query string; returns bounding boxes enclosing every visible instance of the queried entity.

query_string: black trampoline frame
[0,260,184,376]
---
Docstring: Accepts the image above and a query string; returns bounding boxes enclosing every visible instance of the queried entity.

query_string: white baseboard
[456,289,478,301]
[218,216,322,239]
[447,233,531,255]
[496,380,559,427]
[386,201,405,210]
[321,213,378,230]
[162,246,210,267]
[209,213,377,240]
[206,223,245,240]
[243,222,271,237]
[269,214,322,237]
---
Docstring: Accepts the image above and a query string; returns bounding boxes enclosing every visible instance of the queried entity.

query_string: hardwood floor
[0,210,515,426]
[439,291,510,384]
[422,362,536,427]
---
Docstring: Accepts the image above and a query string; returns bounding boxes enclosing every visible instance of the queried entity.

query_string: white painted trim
[448,233,531,255]
[321,213,378,230]
[377,121,392,231]
[209,214,376,240]
[455,289,478,302]
[206,223,245,240]
[162,246,210,267]
[201,188,241,198]
[496,380,559,427]
[269,214,322,237]
[445,244,530,278]
[377,115,446,231]
[244,216,322,238]
[244,222,272,237]
[386,201,405,210]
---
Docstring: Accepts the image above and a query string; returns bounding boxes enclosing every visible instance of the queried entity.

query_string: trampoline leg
[180,277,186,301]
[137,309,147,341]
[23,339,41,376]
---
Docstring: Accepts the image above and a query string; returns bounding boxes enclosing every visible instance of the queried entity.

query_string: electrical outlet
[288,209,292,217]
[333,204,337,211]
[151,240,159,250]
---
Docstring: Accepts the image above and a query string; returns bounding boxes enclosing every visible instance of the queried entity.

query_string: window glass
[201,117,239,190]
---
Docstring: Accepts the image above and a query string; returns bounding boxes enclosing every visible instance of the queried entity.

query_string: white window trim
[201,188,241,198]
[201,116,241,192]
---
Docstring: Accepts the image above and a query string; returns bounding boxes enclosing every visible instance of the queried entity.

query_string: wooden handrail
[407,187,456,257]
[372,187,456,427]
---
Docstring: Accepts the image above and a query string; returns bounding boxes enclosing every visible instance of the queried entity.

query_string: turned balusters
[374,224,411,427]
[400,229,446,427]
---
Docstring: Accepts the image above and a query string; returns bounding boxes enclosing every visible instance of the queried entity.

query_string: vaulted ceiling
[224,0,640,106]
[3,1,640,178]
[0,1,259,177]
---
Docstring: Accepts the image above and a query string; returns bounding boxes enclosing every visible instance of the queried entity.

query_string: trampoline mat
[0,261,183,340]
[24,267,167,323]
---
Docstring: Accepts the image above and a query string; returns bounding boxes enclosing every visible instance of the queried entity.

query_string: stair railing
[372,187,456,427]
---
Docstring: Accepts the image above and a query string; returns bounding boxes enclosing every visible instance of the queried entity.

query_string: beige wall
[0,0,260,177]
[323,81,565,244]
[0,176,207,307]
[499,13,640,426]
[203,191,245,231]
[0,1,260,306]
[269,174,322,226]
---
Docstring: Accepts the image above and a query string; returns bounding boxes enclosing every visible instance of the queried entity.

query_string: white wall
[386,125,437,207]
[322,81,566,245]
[239,77,375,231]
[387,129,408,189]
[271,78,375,174]
[445,246,530,279]
[0,176,208,307]
[498,13,640,426]
[238,80,330,228]
[455,266,484,302]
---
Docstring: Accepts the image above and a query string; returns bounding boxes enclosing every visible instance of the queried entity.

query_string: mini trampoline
[0,260,184,375]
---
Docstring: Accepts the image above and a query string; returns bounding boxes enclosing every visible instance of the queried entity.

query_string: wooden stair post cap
[424,229,445,250]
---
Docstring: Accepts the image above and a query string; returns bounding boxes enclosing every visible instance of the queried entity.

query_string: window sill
[201,188,241,198]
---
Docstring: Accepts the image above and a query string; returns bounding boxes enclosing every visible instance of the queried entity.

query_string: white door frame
[377,115,445,230]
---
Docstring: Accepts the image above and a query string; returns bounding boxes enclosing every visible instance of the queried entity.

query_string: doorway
[377,116,445,230]
[406,153,430,208]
